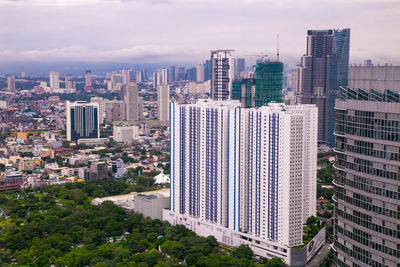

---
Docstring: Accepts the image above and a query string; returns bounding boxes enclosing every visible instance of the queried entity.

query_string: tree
[263,258,287,266]
[62,141,71,148]
[232,245,253,260]
[160,240,186,260]
[107,138,117,147]
[306,216,319,225]
[70,189,88,204]
[84,229,106,246]
[35,255,50,267]
[320,249,334,267]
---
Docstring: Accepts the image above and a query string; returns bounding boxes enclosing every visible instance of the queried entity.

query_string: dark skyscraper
[186,67,197,81]
[177,67,185,81]
[204,60,211,81]
[235,58,245,78]
[232,78,256,107]
[169,65,176,82]
[333,86,400,267]
[298,29,350,146]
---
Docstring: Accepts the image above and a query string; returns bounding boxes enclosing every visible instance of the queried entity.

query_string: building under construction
[232,60,283,108]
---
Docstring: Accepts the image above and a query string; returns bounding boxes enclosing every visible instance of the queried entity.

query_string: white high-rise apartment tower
[49,71,60,90]
[125,83,139,121]
[164,100,318,265]
[157,83,170,121]
[211,50,235,100]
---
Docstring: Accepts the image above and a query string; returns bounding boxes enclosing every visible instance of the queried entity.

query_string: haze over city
[1,0,400,74]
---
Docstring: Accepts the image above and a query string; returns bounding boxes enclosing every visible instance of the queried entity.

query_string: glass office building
[333,87,400,267]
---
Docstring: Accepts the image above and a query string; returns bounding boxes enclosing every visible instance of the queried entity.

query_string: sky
[0,0,400,68]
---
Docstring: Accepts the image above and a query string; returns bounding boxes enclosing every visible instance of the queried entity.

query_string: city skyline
[0,0,399,67]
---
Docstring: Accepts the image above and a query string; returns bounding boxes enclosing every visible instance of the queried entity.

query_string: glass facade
[204,60,211,81]
[299,28,350,146]
[232,78,256,108]
[255,61,283,107]
[232,80,242,101]
[70,105,99,141]
[333,88,400,267]
[327,29,351,147]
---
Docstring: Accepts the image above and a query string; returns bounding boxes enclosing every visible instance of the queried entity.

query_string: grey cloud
[0,0,399,65]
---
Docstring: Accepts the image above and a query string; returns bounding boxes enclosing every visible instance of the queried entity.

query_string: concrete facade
[113,125,139,142]
[135,194,170,220]
[348,65,400,91]
[163,210,325,267]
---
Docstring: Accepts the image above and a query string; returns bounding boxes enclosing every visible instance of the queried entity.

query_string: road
[308,242,331,267]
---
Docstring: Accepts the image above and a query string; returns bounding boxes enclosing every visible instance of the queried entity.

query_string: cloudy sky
[0,0,399,66]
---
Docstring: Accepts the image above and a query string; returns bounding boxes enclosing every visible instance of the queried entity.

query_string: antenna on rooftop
[277,34,280,62]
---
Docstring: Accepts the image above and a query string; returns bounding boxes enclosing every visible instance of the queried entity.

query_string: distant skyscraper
[177,67,185,81]
[169,66,176,82]
[135,71,143,83]
[111,73,123,90]
[105,100,126,123]
[157,83,170,122]
[364,59,372,67]
[153,71,160,88]
[90,97,105,124]
[204,59,211,81]
[290,66,302,95]
[160,68,168,84]
[85,70,92,87]
[125,83,139,121]
[211,50,235,100]
[166,100,318,264]
[297,29,350,146]
[235,58,245,78]
[66,101,100,141]
[7,76,15,91]
[196,63,205,82]
[138,97,144,121]
[49,71,60,90]
[186,67,197,82]
[122,69,131,84]
[254,61,283,106]
[65,73,75,89]
[333,86,400,267]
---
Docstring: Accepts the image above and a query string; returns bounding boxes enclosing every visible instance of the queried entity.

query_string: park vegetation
[0,181,286,266]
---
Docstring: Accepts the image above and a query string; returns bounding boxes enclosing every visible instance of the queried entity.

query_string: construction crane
[277,34,280,62]
[244,53,268,62]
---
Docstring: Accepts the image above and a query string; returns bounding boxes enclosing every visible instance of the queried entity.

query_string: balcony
[332,180,344,188]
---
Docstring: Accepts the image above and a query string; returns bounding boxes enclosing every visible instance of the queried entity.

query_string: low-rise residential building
[4,171,24,184]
